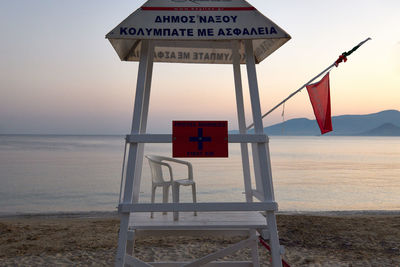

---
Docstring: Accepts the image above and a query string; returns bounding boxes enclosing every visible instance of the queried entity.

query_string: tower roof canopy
[106,0,290,64]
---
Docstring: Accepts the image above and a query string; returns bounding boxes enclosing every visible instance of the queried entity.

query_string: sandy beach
[1,212,399,266]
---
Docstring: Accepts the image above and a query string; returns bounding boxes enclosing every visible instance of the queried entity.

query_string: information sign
[173,121,228,158]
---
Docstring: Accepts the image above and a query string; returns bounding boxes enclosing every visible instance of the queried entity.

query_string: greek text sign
[173,121,228,158]
[106,0,291,64]
[108,1,285,41]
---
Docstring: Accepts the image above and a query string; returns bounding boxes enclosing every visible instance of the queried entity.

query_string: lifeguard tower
[106,1,290,266]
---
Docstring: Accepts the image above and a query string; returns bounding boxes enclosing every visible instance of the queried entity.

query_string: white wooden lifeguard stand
[106,1,290,266]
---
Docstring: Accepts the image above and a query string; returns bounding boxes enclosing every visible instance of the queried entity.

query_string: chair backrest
[146,155,167,184]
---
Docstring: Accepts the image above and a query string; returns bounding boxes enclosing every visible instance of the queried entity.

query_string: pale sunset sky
[0,0,399,134]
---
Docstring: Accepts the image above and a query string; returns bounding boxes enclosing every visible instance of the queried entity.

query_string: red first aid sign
[173,121,228,158]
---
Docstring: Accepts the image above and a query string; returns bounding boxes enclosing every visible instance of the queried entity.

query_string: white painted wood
[244,39,273,199]
[244,40,265,198]
[120,202,277,213]
[127,231,135,241]
[109,5,291,267]
[115,214,130,267]
[244,39,282,267]
[251,190,265,202]
[154,40,233,49]
[133,40,155,203]
[150,262,252,267]
[232,40,253,203]
[264,142,276,200]
[256,145,274,201]
[183,236,256,267]
[116,40,151,267]
[118,142,128,204]
[244,40,264,133]
[125,255,152,267]
[251,142,263,196]
[126,230,135,256]
[106,2,291,64]
[261,229,270,240]
[265,211,282,267]
[134,229,251,238]
[124,41,150,202]
[128,211,268,231]
[250,229,260,267]
[126,134,267,143]
[116,34,284,267]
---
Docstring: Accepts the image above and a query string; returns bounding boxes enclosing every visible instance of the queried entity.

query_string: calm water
[0,135,399,214]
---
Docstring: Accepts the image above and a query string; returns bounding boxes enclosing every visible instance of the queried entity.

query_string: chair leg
[192,183,197,216]
[151,185,156,218]
[162,185,170,215]
[172,182,180,221]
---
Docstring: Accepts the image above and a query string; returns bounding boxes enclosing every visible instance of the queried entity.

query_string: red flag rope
[259,237,291,267]
[334,54,347,67]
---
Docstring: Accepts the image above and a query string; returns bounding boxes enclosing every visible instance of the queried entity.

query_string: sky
[0,0,399,134]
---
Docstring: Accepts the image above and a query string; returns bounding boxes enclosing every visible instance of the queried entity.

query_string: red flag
[306,72,332,134]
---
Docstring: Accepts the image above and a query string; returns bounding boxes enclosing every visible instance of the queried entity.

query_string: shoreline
[1,212,399,266]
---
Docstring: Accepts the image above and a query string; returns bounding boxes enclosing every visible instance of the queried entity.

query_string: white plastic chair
[145,155,197,219]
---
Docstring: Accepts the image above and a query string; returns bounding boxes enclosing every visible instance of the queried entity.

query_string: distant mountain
[262,110,400,136]
[357,123,400,136]
[264,118,317,136]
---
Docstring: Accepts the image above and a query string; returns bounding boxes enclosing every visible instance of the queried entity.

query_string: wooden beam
[183,237,256,266]
[125,255,152,267]
[126,134,268,143]
[119,202,277,213]
[150,262,252,267]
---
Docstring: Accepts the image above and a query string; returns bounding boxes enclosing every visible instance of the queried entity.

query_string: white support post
[251,142,262,199]
[249,229,260,267]
[264,143,275,200]
[244,40,274,201]
[231,40,253,203]
[133,41,155,203]
[115,40,151,267]
[244,40,282,267]
[126,230,135,256]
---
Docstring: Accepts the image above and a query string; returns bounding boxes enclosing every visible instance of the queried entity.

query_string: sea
[0,135,399,215]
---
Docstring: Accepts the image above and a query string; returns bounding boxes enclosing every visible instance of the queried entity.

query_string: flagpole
[246,37,371,131]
